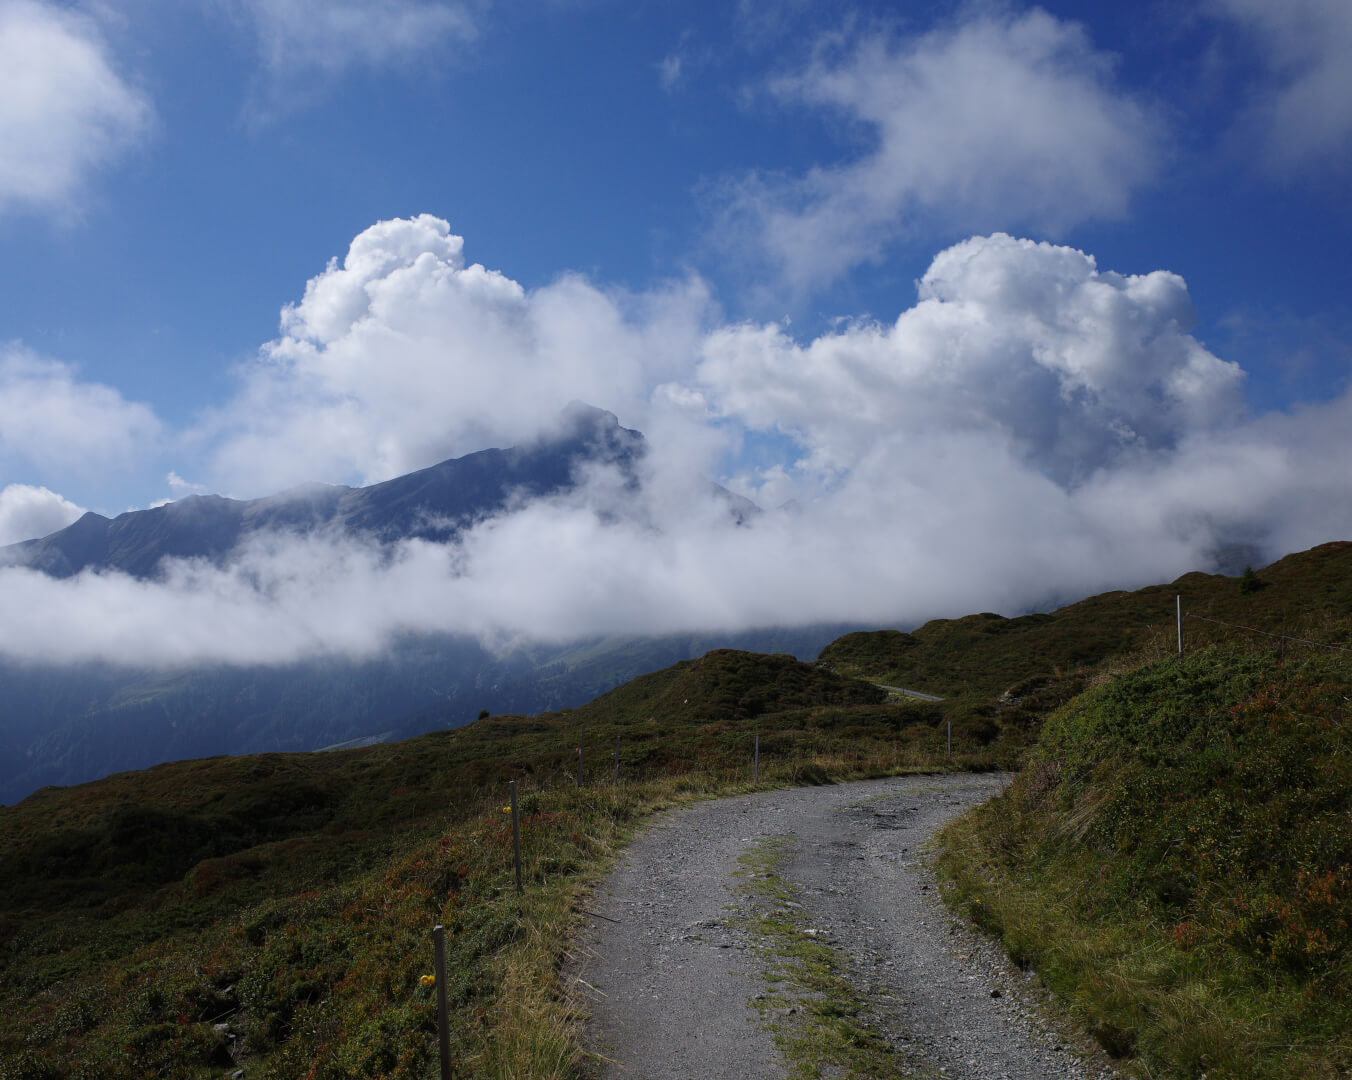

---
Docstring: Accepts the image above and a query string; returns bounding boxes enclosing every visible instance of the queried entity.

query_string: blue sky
[1,0,1350,662]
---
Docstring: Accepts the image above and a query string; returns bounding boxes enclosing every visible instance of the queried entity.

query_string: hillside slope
[938,644,1352,1079]
[0,623,855,806]
[3,542,1348,1078]
[822,540,1352,747]
[0,648,972,1080]
[0,650,889,910]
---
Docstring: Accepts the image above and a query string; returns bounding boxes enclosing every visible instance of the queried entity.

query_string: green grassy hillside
[822,541,1352,750]
[938,644,1352,1079]
[0,649,982,1080]
[3,542,1348,1079]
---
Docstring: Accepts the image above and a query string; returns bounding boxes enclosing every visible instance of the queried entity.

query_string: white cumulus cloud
[697,233,1244,488]
[204,214,714,494]
[0,484,84,546]
[0,0,151,215]
[721,8,1161,294]
[3,223,1350,669]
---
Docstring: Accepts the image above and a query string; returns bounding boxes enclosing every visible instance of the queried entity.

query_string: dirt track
[571,773,1122,1080]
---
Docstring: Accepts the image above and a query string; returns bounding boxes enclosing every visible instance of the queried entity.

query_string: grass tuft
[733,838,918,1080]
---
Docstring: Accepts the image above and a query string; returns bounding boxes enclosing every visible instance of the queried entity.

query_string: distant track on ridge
[871,682,946,702]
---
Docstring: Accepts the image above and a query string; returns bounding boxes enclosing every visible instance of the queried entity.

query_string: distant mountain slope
[0,402,777,805]
[0,647,898,910]
[1,402,650,578]
[0,624,858,806]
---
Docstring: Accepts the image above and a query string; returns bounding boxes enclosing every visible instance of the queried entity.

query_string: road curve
[571,774,1122,1080]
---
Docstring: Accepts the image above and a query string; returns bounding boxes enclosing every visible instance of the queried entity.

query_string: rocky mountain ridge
[1,402,651,578]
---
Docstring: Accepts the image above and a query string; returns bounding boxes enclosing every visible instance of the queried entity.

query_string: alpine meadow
[2,2,1351,1079]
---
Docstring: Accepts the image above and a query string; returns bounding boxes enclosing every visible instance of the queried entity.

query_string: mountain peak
[560,400,620,429]
[0,406,650,579]
[529,401,646,466]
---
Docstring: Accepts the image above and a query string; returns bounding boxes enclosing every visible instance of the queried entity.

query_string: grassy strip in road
[733,837,921,1080]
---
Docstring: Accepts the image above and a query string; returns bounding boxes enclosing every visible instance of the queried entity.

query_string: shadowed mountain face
[2,403,651,579]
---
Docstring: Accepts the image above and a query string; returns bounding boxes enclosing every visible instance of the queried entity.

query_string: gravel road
[571,773,1123,1080]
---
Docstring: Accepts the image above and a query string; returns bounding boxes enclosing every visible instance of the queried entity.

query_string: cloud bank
[0,0,151,216]
[2,217,1350,668]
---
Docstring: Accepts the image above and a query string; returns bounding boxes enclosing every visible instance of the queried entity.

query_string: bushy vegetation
[0,649,987,1079]
[937,644,1352,1079]
[822,541,1352,756]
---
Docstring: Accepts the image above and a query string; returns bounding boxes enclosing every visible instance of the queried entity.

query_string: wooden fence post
[509,780,522,894]
[433,925,451,1080]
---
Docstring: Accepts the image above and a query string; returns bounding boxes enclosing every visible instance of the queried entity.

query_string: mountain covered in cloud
[6,217,1352,676]
[5,219,1351,675]
[0,404,793,806]
[1,402,663,578]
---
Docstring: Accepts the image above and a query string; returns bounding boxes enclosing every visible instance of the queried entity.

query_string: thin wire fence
[1183,611,1352,655]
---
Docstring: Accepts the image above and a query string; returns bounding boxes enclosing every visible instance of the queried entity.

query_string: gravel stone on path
[571,773,1124,1080]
